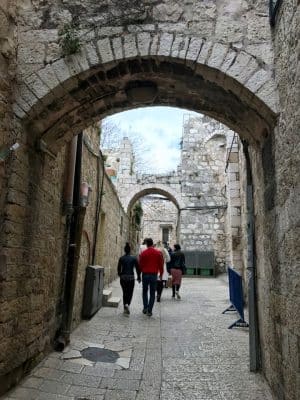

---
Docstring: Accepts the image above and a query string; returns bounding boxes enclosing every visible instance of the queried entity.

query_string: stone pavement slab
[1,276,274,400]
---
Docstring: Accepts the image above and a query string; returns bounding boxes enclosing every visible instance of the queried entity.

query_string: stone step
[106,297,120,308]
[102,289,112,306]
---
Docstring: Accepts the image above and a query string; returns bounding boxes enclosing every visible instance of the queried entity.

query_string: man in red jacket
[139,238,164,316]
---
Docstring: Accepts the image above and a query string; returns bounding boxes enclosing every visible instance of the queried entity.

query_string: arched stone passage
[14,38,278,153]
[126,185,184,214]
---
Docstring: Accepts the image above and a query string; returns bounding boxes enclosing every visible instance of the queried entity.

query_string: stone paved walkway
[1,276,274,400]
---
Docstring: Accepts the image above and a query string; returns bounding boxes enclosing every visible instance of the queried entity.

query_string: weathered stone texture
[0,139,66,386]
[104,117,241,272]
[69,125,131,328]
[0,123,132,390]
[257,3,300,400]
[140,196,178,247]
[0,1,299,399]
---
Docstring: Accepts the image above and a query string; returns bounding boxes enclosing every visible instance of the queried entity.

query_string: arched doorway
[4,53,276,390]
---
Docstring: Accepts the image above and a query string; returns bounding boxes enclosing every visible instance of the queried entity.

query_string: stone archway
[126,185,183,248]
[126,184,184,214]
[16,50,276,152]
[11,39,277,396]
[2,1,290,396]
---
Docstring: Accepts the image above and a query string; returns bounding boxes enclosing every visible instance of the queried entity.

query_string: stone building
[0,1,299,399]
[140,195,178,246]
[106,116,239,273]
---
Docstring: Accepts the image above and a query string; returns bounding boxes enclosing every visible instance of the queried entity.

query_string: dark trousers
[120,279,135,306]
[157,280,164,299]
[142,274,157,312]
[172,284,180,297]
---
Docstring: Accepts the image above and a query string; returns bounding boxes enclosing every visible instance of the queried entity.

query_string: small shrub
[59,23,81,56]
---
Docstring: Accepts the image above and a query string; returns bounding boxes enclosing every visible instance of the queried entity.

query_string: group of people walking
[117,238,186,316]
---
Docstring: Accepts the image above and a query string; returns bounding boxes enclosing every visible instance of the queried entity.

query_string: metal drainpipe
[57,134,85,349]
[91,151,105,265]
[56,136,78,350]
[242,141,261,371]
[63,136,78,214]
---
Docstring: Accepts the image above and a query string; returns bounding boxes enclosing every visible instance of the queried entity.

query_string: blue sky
[104,106,199,173]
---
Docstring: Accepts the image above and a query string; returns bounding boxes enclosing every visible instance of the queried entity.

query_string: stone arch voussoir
[14,32,278,150]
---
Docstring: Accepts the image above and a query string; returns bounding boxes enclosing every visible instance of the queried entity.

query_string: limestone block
[37,64,60,90]
[186,37,203,62]
[245,69,270,93]
[158,22,187,33]
[96,26,123,38]
[197,41,212,64]
[112,37,123,60]
[245,43,274,66]
[17,85,38,111]
[45,42,61,64]
[215,15,245,42]
[51,59,72,84]
[230,198,241,207]
[97,38,114,64]
[128,24,155,33]
[207,43,228,69]
[20,29,58,43]
[18,42,45,64]
[158,33,174,57]
[226,51,259,84]
[68,53,90,75]
[171,35,188,59]
[15,93,31,113]
[124,34,138,59]
[231,215,241,227]
[247,15,271,43]
[256,80,279,113]
[84,42,100,67]
[153,3,183,22]
[150,34,159,56]
[24,73,49,101]
[137,32,151,57]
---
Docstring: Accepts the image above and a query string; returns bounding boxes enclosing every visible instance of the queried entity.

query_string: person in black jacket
[117,243,141,315]
[169,244,186,299]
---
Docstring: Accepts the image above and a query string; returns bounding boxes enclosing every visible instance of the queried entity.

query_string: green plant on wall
[58,23,81,55]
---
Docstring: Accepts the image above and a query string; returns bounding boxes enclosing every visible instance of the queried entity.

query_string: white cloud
[106,106,199,173]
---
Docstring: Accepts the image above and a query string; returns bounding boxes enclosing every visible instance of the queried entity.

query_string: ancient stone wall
[256,3,300,400]
[69,125,130,328]
[0,121,131,390]
[106,116,240,273]
[179,115,229,271]
[1,1,299,399]
[0,136,67,393]
[140,196,178,246]
[0,0,17,256]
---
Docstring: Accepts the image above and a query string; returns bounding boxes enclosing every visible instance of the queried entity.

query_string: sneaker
[124,305,130,315]
[176,291,181,300]
[147,311,152,317]
[142,309,148,314]
[157,296,161,302]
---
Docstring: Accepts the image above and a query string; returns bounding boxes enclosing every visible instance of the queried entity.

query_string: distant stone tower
[117,137,135,177]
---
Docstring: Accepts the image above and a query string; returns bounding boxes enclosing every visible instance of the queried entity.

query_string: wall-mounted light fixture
[0,142,20,162]
[125,80,158,104]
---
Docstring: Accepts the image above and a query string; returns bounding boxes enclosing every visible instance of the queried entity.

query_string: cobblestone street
[2,277,273,400]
